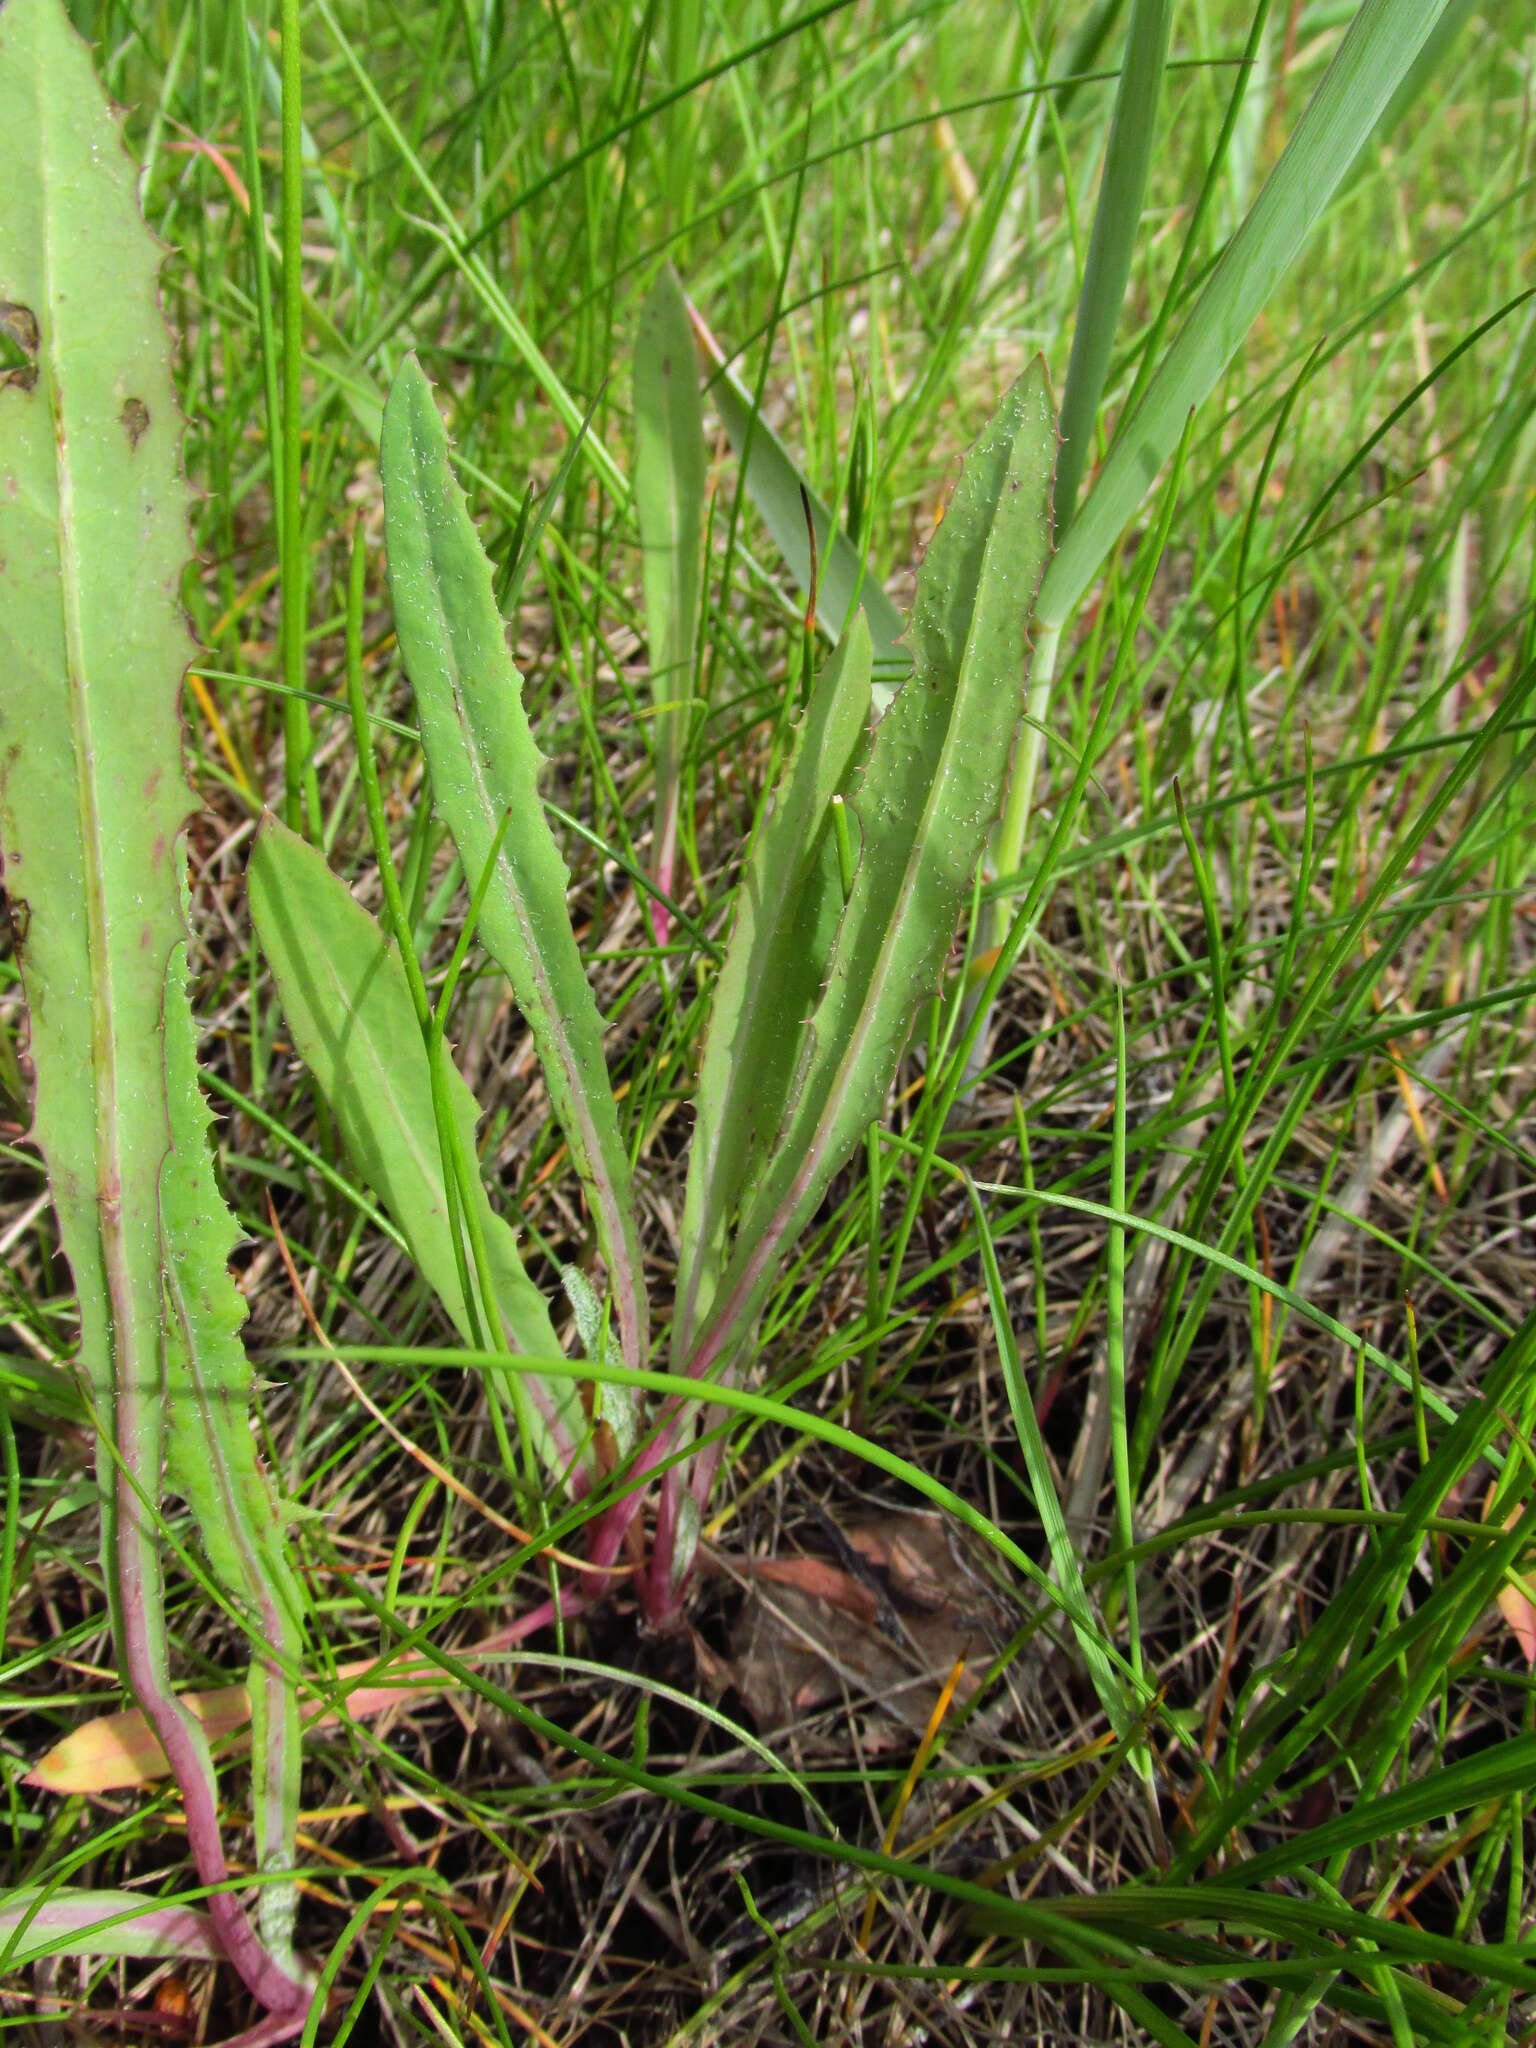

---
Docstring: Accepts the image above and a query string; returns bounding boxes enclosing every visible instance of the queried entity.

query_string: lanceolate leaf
[160,939,305,1974]
[673,617,873,1365]
[0,0,304,2013]
[249,816,588,1489]
[634,264,706,940]
[689,361,1057,1379]
[381,356,649,1378]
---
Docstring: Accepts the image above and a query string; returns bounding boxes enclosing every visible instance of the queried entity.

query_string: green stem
[279,0,310,833]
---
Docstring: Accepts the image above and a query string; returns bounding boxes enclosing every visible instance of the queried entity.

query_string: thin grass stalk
[278,0,311,834]
[1053,0,1174,531]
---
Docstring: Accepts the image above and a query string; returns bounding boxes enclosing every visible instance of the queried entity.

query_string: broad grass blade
[634,264,707,942]
[1053,0,1173,530]
[0,0,304,2011]
[381,356,649,1376]
[688,293,909,696]
[248,816,588,1489]
[690,362,1057,1377]
[1039,0,1454,631]
[673,617,874,1363]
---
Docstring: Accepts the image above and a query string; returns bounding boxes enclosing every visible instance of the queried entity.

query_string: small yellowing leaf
[26,1653,490,1794]
[26,1685,254,1795]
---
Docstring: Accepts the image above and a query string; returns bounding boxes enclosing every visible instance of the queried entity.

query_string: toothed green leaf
[695,361,1057,1373]
[381,354,649,1377]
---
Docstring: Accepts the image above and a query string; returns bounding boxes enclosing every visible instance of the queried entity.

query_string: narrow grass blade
[1053,0,1174,530]
[690,361,1056,1380]
[248,816,587,1489]
[673,618,873,1364]
[0,0,305,2011]
[689,293,909,694]
[965,1178,1131,1740]
[381,356,649,1376]
[634,264,707,941]
[1038,0,1453,632]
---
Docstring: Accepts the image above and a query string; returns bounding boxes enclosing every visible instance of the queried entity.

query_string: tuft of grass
[2,0,1534,2041]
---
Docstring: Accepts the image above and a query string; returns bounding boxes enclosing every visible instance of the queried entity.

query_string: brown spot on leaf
[0,303,39,394]
[120,396,150,450]
[6,898,29,958]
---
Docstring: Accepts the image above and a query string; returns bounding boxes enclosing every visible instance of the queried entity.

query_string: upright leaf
[381,356,649,1377]
[689,361,1057,1379]
[1038,0,1453,631]
[0,0,304,2010]
[248,816,589,1490]
[1053,0,1174,529]
[673,618,873,1364]
[634,264,706,942]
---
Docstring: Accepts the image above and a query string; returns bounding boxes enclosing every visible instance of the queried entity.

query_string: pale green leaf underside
[248,816,588,1488]
[0,0,306,2004]
[381,355,649,1377]
[0,0,199,1590]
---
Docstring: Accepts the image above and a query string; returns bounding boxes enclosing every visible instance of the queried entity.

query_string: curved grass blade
[690,360,1057,1382]
[966,1174,1130,1742]
[381,355,649,1377]
[673,616,873,1365]
[635,264,707,944]
[688,292,909,700]
[0,0,305,2011]
[248,816,587,1489]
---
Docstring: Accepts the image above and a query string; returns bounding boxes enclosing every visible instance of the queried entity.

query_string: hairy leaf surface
[691,361,1057,1377]
[381,356,648,1376]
